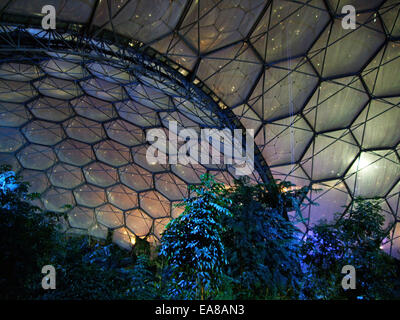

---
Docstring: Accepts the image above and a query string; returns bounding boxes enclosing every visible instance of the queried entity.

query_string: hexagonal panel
[303,76,369,132]
[68,206,95,229]
[139,190,170,218]
[63,116,106,143]
[112,227,136,250]
[125,209,153,237]
[155,172,188,201]
[309,13,385,78]
[22,121,65,146]
[27,97,74,122]
[55,139,94,166]
[42,187,75,212]
[83,162,118,188]
[74,184,106,208]
[301,130,359,181]
[0,102,31,127]
[95,204,124,229]
[34,76,82,99]
[248,58,318,121]
[346,150,400,198]
[119,163,153,191]
[0,79,35,102]
[104,120,144,146]
[48,163,84,189]
[107,184,138,210]
[17,144,57,170]
[70,95,116,122]
[255,115,314,166]
[20,169,50,193]
[352,98,400,149]
[94,140,131,167]
[0,127,25,152]
[250,0,329,63]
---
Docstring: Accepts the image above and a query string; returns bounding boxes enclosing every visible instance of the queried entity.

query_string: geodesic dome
[0,0,399,256]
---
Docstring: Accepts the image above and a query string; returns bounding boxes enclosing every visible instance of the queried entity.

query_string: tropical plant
[221,178,309,299]
[159,173,232,299]
[301,198,399,300]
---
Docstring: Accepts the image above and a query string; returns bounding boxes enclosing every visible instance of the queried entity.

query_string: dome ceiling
[0,0,399,257]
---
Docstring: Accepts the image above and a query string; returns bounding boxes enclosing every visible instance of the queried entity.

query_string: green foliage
[159,173,232,299]
[0,165,62,299]
[301,198,399,300]
[221,178,308,299]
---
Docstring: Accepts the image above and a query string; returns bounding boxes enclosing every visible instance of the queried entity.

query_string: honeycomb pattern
[0,0,399,257]
[0,55,250,250]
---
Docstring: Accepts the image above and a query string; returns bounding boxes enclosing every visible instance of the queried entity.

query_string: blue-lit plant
[159,173,232,300]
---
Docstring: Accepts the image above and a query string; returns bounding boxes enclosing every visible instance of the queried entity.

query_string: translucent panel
[87,62,132,84]
[174,98,218,126]
[155,173,188,201]
[232,104,262,132]
[112,227,136,250]
[74,184,107,208]
[380,0,400,38]
[70,95,116,122]
[27,97,74,122]
[104,120,144,146]
[0,62,42,81]
[68,207,94,229]
[80,78,126,101]
[43,187,75,212]
[251,0,329,63]
[171,163,206,184]
[309,13,385,78]
[0,102,30,127]
[153,217,171,240]
[249,58,318,121]
[83,162,118,187]
[97,0,187,43]
[34,77,82,99]
[301,130,359,180]
[95,204,124,229]
[41,59,84,80]
[171,203,185,219]
[304,77,369,132]
[255,116,313,166]
[119,163,153,191]
[304,180,351,226]
[20,169,49,193]
[131,145,169,173]
[386,181,400,217]
[55,139,94,166]
[0,79,35,102]
[180,0,265,53]
[63,116,105,143]
[94,140,131,167]
[48,163,84,189]
[107,184,138,210]
[22,121,65,146]
[115,100,160,127]
[352,98,400,149]
[17,144,57,170]
[346,151,400,198]
[362,43,400,97]
[271,164,310,187]
[151,34,198,70]
[139,190,170,218]
[196,43,262,106]
[125,209,153,237]
[126,83,171,111]
[89,223,108,239]
[0,127,25,152]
